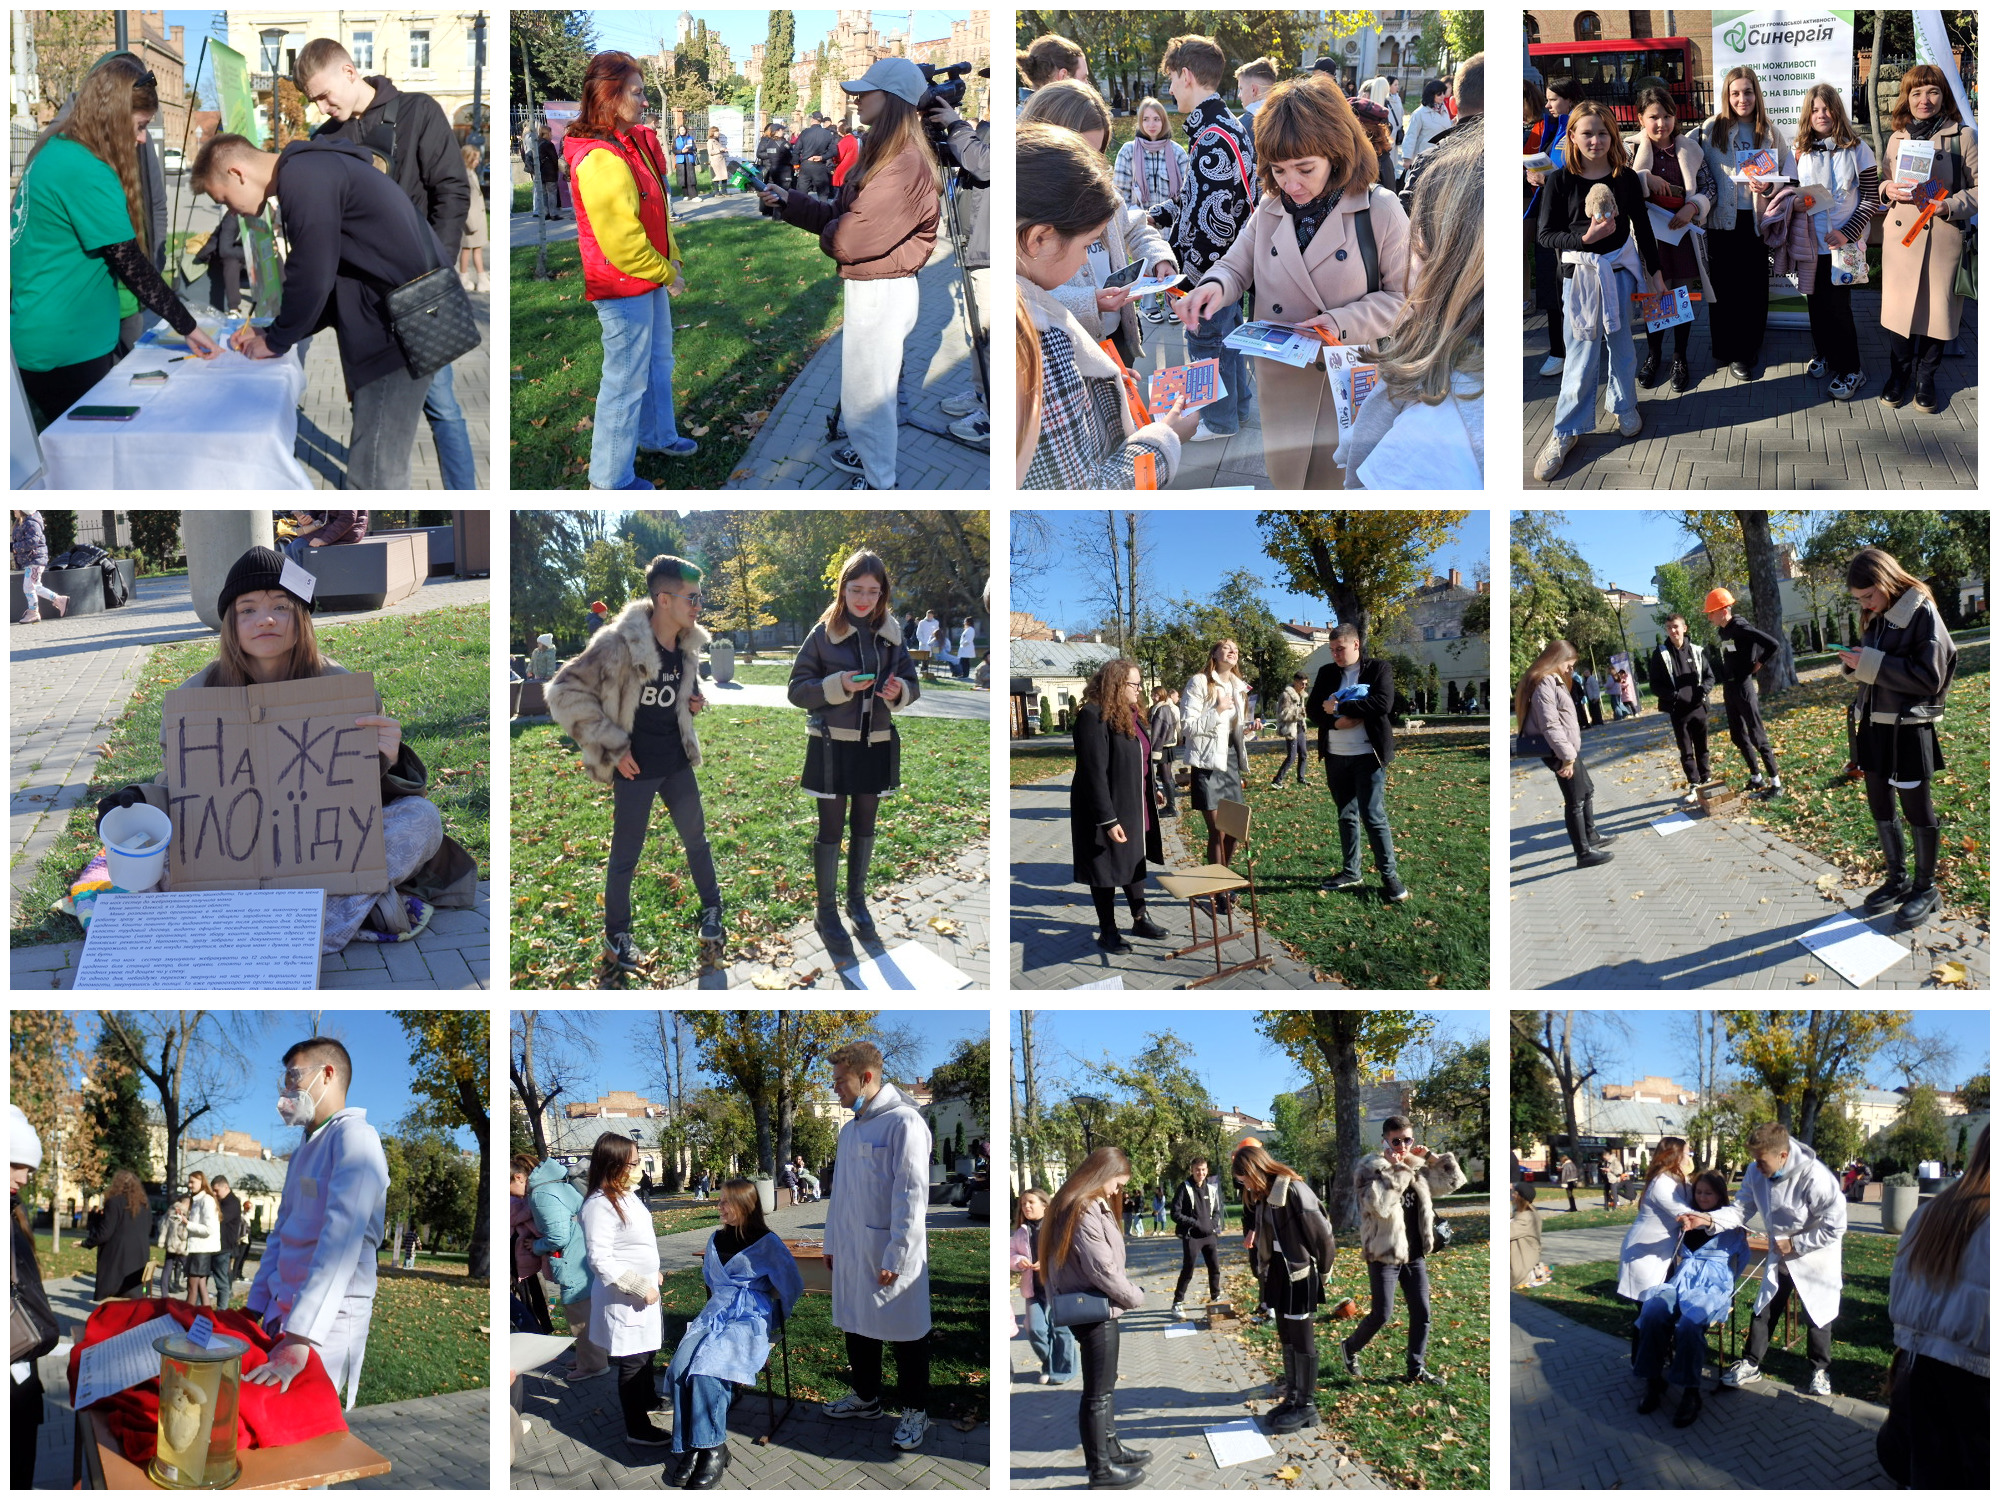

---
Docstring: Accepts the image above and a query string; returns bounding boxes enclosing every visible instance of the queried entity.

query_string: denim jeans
[591,285,681,490]
[667,1347,734,1452]
[1023,1297,1077,1383]
[1552,268,1639,441]
[208,1262,234,1309]
[1324,753,1397,879]
[346,364,429,488]
[424,362,478,489]
[1633,1294,1707,1387]
[1271,728,1309,784]
[1181,296,1245,433]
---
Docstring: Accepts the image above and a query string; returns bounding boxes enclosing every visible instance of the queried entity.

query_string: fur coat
[1354,1148,1466,1265]
[545,597,709,783]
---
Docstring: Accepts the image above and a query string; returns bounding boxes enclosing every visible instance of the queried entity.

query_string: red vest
[563,124,674,301]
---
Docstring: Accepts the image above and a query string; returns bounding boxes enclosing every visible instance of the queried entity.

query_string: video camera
[919,61,973,140]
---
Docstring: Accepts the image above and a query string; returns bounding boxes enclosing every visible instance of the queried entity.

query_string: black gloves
[95,785,148,832]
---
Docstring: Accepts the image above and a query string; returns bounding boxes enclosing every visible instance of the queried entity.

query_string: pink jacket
[510,1192,544,1281]
[1760,187,1821,295]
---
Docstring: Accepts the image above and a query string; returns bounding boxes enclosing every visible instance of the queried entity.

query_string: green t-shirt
[10,135,135,371]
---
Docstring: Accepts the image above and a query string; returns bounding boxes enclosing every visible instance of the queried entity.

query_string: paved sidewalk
[1510,1294,1891,1489]
[1136,314,1273,490]
[1508,710,1989,989]
[1010,774,1340,990]
[1011,1231,1387,1490]
[1523,298,1977,488]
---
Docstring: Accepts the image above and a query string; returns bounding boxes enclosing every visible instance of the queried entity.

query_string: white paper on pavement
[74,1315,184,1409]
[838,940,975,990]
[1796,912,1909,988]
[1205,1418,1278,1468]
[1651,812,1695,836]
[1070,975,1125,990]
[1163,1322,1200,1338]
[73,890,325,990]
[509,1332,576,1374]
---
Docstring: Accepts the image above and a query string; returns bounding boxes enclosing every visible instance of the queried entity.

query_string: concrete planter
[752,1175,776,1216]
[1882,1182,1921,1233]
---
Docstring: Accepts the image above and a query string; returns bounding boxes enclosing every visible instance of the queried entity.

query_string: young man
[297,39,477,490]
[1343,1115,1464,1386]
[823,1041,934,1452]
[1269,671,1310,788]
[1160,34,1255,442]
[1647,613,1715,807]
[1234,57,1278,118]
[209,1175,242,1309]
[1305,625,1407,902]
[191,132,447,489]
[1169,1158,1227,1317]
[242,1037,389,1410]
[792,113,837,202]
[1686,1121,1846,1397]
[1704,589,1785,797]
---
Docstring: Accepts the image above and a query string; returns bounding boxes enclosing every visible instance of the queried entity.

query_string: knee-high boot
[844,834,878,938]
[1581,794,1616,848]
[1081,1396,1143,1488]
[813,841,844,936]
[1894,826,1941,929]
[1269,1347,1319,1432]
[1863,819,1910,913]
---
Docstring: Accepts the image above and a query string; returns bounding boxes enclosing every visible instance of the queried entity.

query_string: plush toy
[1585,183,1618,223]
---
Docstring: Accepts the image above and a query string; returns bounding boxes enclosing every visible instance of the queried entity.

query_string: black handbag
[384,230,481,380]
[1514,729,1554,758]
[1047,1290,1112,1328]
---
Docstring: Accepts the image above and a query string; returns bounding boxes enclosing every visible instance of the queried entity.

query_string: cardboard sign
[160,674,386,894]
[73,891,325,990]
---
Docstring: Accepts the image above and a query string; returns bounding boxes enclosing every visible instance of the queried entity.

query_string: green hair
[645,554,704,595]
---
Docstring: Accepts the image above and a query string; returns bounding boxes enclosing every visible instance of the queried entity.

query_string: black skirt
[803,720,901,797]
[1856,718,1943,781]
[1262,1260,1325,1318]
[1189,764,1243,811]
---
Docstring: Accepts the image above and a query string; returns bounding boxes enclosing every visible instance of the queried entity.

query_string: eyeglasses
[1386,1135,1414,1146]
[668,590,703,607]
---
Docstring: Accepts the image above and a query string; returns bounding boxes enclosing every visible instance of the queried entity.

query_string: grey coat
[787,612,920,741]
[1698,122,1795,233]
[1522,671,1582,761]
[1043,1199,1144,1318]
[1842,586,1956,724]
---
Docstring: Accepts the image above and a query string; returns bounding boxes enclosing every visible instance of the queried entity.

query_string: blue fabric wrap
[671,1231,806,1386]
[1671,1232,1750,1325]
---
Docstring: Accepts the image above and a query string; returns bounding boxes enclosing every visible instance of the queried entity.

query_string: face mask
[277,1071,325,1127]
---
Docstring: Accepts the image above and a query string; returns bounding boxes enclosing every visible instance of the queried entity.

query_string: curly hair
[1081,656,1143,739]
[25,53,159,257]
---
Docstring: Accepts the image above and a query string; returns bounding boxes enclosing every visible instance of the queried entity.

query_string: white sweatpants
[841,274,921,489]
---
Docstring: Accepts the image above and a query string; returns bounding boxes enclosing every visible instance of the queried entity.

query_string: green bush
[43,510,77,555]
[1882,1170,1917,1187]
[128,510,182,571]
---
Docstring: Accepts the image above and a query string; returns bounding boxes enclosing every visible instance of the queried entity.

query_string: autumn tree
[511,9,597,100]
[1958,1070,1991,1112]
[1680,1010,1730,1169]
[97,1012,250,1203]
[1135,568,1296,706]
[1086,1032,1229,1190]
[688,1010,877,1174]
[1723,1010,1911,1146]
[580,536,643,619]
[393,1011,491,1278]
[1509,1028,1562,1154]
[84,1022,150,1183]
[1736,511,1798,690]
[10,1012,103,1242]
[1512,511,1623,677]
[1260,510,1468,649]
[1510,1012,1615,1163]
[1408,1038,1489,1168]
[928,1036,991,1131]
[704,511,778,646]
[1414,11,1484,74]
[510,1010,598,1160]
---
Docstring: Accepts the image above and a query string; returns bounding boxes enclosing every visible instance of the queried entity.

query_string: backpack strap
[1355,188,1381,295]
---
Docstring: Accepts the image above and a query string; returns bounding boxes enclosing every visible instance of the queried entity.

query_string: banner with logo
[1913,11,1977,136]
[1710,10,1855,137]
[212,41,258,141]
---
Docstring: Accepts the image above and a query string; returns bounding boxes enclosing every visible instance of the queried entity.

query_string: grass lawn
[1750,643,1988,916]
[353,1269,490,1406]
[723,660,979,692]
[514,168,725,215]
[511,710,987,985]
[660,1226,989,1422]
[1533,1203,1640,1232]
[510,222,842,490]
[1522,1235,1901,1401]
[651,1206,723,1236]
[11,604,492,947]
[1235,1213,1490,1488]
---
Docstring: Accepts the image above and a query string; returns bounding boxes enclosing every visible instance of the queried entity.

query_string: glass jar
[148,1332,247,1489]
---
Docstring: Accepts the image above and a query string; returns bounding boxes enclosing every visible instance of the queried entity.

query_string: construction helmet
[1703,588,1735,614]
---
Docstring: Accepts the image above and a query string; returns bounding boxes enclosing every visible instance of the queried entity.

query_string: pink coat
[510,1192,544,1281]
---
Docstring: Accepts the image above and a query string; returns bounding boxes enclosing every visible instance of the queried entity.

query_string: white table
[39,338,312,490]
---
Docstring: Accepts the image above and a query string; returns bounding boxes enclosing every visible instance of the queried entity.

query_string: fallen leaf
[929,916,958,935]
[1274,1465,1301,1483]
[1932,959,1970,987]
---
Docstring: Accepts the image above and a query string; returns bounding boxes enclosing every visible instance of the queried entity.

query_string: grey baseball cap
[841,56,927,106]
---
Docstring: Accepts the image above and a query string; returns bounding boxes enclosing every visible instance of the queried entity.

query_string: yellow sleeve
[573,150,680,287]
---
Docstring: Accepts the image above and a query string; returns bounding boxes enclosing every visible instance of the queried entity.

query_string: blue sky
[1569,1010,1990,1095]
[1017,511,1490,637]
[587,10,978,74]
[1013,1010,1488,1125]
[1515,510,1699,600]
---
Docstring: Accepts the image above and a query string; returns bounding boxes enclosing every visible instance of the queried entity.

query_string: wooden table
[76,1409,390,1490]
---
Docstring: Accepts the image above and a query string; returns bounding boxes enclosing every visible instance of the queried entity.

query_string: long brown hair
[1012,1187,1050,1231]
[585,1133,639,1223]
[818,549,892,632]
[1231,1141,1301,1206]
[1709,65,1775,152]
[25,53,160,257]
[1016,288,1042,481]
[1794,82,1860,154]
[1081,656,1142,738]
[1513,638,1578,729]
[185,1170,213,1198]
[108,1168,146,1217]
[1253,75,1377,199]
[1018,123,1120,243]
[1374,129,1481,408]
[1902,1126,1987,1289]
[567,52,643,141]
[847,91,944,193]
[1042,1146,1131,1285]
[717,1177,768,1240]
[1891,63,1961,133]
[1567,100,1631,174]
[1847,546,1934,626]
[1643,1136,1691,1186]
[211,589,325,687]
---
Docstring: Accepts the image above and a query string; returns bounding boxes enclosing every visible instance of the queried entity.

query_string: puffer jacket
[1842,585,1957,727]
[527,1160,593,1308]
[1889,1204,1988,1377]
[1042,1198,1144,1319]
[1521,671,1582,762]
[1179,670,1250,772]
[1247,1174,1338,1288]
[511,1191,543,1281]
[787,611,919,745]
[546,598,708,783]
[1355,1148,1466,1265]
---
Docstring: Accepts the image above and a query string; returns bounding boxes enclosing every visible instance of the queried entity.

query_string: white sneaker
[941,392,983,418]
[1722,1359,1762,1388]
[1680,787,1701,808]
[1803,1368,1832,1397]
[1618,409,1643,438]
[1806,357,1827,377]
[1539,355,1565,377]
[1829,371,1866,401]
[891,1408,930,1451]
[1172,1302,1186,1319]
[1189,421,1233,442]
[1533,431,1577,482]
[948,413,990,446]
[823,1391,884,1419]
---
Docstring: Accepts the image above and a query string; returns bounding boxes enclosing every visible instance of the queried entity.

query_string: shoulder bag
[384,225,482,380]
[1047,1289,1112,1327]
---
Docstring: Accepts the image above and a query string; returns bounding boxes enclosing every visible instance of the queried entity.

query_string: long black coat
[1070,703,1165,887]
[92,1194,152,1301]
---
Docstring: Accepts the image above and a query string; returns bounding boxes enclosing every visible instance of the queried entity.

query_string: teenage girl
[1627,86,1716,393]
[1700,66,1795,381]
[1793,83,1878,402]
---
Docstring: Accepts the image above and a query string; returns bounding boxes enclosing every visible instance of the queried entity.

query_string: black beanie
[218,546,312,616]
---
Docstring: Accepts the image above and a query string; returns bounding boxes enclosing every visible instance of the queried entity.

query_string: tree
[1724,1010,1911,1146]
[1260,511,1468,649]
[127,510,182,572]
[510,9,598,100]
[393,1011,491,1278]
[1413,11,1485,75]
[1511,511,1622,677]
[1810,1094,1864,1169]
[579,536,643,619]
[1881,1028,1960,1091]
[1014,1011,1052,1194]
[1681,1010,1729,1169]
[1408,1039,1488,1168]
[1877,1085,1949,1176]
[510,1011,597,1160]
[928,1037,991,1129]
[1134,569,1295,710]
[617,511,688,571]
[1510,1012,1615,1162]
[764,11,796,112]
[687,1011,875,1175]
[83,1022,150,1183]
[1508,1029,1562,1154]
[10,1013,101,1239]
[1957,1070,1990,1112]
[1068,512,1152,653]
[97,1012,249,1203]
[705,511,778,645]
[1086,1032,1227,1190]
[792,1108,837,1174]
[398,1131,479,1249]
[1735,511,1798,690]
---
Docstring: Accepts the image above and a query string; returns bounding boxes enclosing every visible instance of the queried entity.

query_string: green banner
[213,41,257,140]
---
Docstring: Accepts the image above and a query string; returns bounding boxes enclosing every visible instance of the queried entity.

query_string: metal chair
[1155,798,1273,987]
[757,1304,796,1439]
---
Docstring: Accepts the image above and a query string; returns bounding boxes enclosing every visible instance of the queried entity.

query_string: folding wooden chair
[1155,798,1274,988]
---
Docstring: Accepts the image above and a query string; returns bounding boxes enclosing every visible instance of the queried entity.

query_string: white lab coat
[915,618,941,654]
[244,1107,388,1408]
[1716,1137,1847,1327]
[580,1190,662,1356]
[825,1081,932,1342]
[1615,1172,1692,1300]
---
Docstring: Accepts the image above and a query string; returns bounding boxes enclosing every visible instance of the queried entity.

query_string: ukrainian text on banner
[1710,10,1856,136]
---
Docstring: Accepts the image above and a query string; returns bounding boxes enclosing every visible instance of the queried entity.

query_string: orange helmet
[1703,588,1735,614]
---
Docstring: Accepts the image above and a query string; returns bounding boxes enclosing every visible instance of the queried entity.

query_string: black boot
[844,833,878,938]
[1913,377,1940,413]
[665,1450,697,1486]
[1083,1399,1144,1488]
[1638,1376,1667,1414]
[813,840,844,936]
[1863,819,1910,913]
[1672,1385,1703,1428]
[1107,1424,1150,1468]
[1638,348,1661,387]
[1266,1346,1301,1420]
[1582,795,1617,848]
[683,1445,730,1488]
[1880,370,1910,407]
[1567,803,1614,868]
[1671,357,1692,392]
[1269,1349,1318,1432]
[1895,826,1941,929]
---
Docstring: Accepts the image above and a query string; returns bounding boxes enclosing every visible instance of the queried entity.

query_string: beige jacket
[1880,120,1977,340]
[1355,1148,1465,1265]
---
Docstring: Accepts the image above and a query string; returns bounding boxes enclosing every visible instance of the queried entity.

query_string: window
[1576,13,1603,42]
[409,29,431,70]
[1628,12,1654,40]
[259,29,284,73]
[466,30,486,70]
[351,30,373,70]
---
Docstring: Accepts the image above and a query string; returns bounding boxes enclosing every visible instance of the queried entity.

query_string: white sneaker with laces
[1806,357,1827,377]
[1189,421,1233,442]
[1722,1359,1762,1388]
[941,391,983,418]
[892,1409,930,1450]
[1539,355,1565,377]
[823,1391,883,1420]
[1829,371,1866,401]
[1533,432,1577,482]
[1803,1369,1832,1397]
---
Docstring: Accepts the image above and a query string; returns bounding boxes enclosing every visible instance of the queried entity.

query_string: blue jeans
[1023,1297,1077,1383]
[1324,752,1397,879]
[666,1354,733,1453]
[591,285,681,490]
[1182,296,1245,434]
[1552,268,1639,441]
[424,362,477,489]
[282,534,314,562]
[1633,1294,1707,1388]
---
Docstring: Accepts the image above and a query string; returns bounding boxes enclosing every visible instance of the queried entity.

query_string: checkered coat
[1019,276,1182,490]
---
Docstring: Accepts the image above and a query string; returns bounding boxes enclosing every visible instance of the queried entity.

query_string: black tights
[1090,881,1149,937]
[1646,322,1692,360]
[1864,773,1936,828]
[817,793,880,842]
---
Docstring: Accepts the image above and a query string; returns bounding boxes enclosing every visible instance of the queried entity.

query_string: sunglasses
[1386,1135,1414,1146]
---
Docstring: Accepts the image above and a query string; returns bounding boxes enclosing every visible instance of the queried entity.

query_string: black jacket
[1399,112,1480,214]
[1170,96,1256,276]
[1842,587,1957,723]
[1070,702,1165,888]
[756,133,793,177]
[267,138,452,391]
[1715,614,1782,688]
[12,1199,58,1386]
[313,76,471,261]
[215,1192,243,1254]
[794,124,837,175]
[1172,1175,1226,1238]
[1305,656,1397,767]
[91,1194,153,1301]
[1647,638,1713,713]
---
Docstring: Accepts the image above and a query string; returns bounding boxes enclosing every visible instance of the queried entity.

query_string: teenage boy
[209,1176,242,1309]
[191,132,447,489]
[1704,589,1785,798]
[1306,625,1407,902]
[1159,34,1255,442]
[297,39,477,490]
[1234,57,1279,119]
[793,114,837,201]
[243,1037,389,1410]
[1342,1115,1464,1386]
[1647,614,1715,807]
[1170,1158,1226,1317]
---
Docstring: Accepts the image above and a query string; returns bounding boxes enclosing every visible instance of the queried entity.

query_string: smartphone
[1103,257,1144,289]
[850,673,877,685]
[68,405,140,421]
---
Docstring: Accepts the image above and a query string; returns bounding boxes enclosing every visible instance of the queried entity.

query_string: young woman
[1069,657,1167,954]
[562,52,698,493]
[1615,1136,1693,1304]
[458,143,489,293]
[1012,1189,1077,1385]
[1113,97,1190,323]
[663,1179,804,1489]
[1533,100,1664,482]
[1838,546,1958,930]
[1701,66,1794,381]
[1018,82,1177,368]
[1233,1141,1336,1433]
[1019,124,1195,488]
[12,1109,58,1489]
[704,126,730,190]
[10,511,68,623]
[1526,75,1583,374]
[1627,86,1717,392]
[1179,640,1253,894]
[158,1191,190,1297]
[510,1156,553,1334]
[10,53,221,428]
[546,553,722,973]
[761,60,941,490]
[1340,129,1483,489]
[1509,1183,1545,1289]
[1792,83,1878,401]
[1403,79,1454,163]
[1041,1146,1148,1489]
[90,1168,151,1302]
[1178,75,1411,488]
[182,1171,220,1309]
[579,1134,669,1450]
[788,550,919,942]
[1632,1169,1748,1428]
[1877,64,1978,412]
[1515,638,1614,869]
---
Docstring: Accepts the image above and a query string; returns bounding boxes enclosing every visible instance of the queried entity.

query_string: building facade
[229,9,489,142]
[1295,571,1493,708]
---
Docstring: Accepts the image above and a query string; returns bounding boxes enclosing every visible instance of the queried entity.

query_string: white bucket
[100,803,173,892]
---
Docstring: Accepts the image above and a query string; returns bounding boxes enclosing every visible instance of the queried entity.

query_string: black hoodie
[1305,655,1398,768]
[311,75,470,262]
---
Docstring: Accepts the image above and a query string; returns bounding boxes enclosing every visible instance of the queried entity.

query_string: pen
[168,355,188,362]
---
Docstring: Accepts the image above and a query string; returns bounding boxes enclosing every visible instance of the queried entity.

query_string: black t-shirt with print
[629,637,691,779]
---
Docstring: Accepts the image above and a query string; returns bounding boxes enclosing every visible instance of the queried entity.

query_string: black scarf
[1281,184,1339,252]
[1905,112,1950,141]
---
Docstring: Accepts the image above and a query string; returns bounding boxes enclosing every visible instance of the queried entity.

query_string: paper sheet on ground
[73,890,325,990]
[1069,975,1125,990]
[1797,911,1908,988]
[1163,1322,1200,1338]
[837,940,975,990]
[1204,1418,1277,1468]
[1651,811,1695,836]
[509,1332,577,1374]
[74,1315,185,1409]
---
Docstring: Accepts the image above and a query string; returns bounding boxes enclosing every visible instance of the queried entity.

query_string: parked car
[162,148,185,172]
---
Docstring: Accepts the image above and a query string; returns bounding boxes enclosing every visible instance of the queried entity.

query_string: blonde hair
[25,53,159,257]
[1018,79,1113,147]
[1135,97,1172,140]
[1513,638,1578,729]
[1373,129,1481,408]
[1016,289,1042,483]
[1569,100,1631,174]
[846,91,945,193]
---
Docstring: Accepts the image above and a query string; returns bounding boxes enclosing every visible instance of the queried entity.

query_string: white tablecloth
[39,339,312,490]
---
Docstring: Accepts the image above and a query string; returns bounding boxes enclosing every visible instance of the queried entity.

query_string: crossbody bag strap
[1195,122,1254,204]
[1355,190,1380,294]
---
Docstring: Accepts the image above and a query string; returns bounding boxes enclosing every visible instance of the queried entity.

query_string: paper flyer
[1123,274,1184,299]
[1893,139,1937,188]
[1224,321,1331,368]
[1630,286,1694,333]
[1147,359,1224,415]
[1323,345,1380,434]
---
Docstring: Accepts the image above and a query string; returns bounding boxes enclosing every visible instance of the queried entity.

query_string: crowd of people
[1528,62,1977,483]
[1015,30,1484,490]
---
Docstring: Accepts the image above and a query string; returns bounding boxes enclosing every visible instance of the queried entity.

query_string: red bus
[1528,37,1702,127]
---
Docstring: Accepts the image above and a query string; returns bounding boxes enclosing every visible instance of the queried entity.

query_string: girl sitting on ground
[1510,1183,1548,1288]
